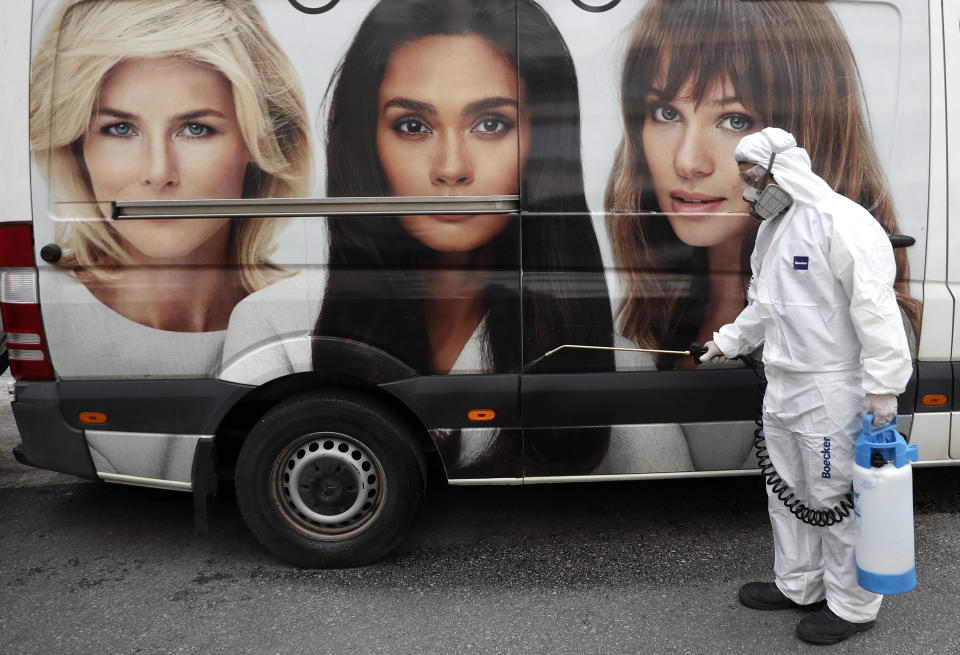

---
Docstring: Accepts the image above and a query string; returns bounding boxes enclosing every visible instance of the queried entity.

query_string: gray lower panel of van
[85,430,207,491]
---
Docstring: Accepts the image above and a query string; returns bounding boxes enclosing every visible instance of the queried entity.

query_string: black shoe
[738,582,827,611]
[796,606,875,645]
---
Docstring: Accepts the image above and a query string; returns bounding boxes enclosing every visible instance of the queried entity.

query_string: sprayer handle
[688,343,708,366]
[862,413,899,436]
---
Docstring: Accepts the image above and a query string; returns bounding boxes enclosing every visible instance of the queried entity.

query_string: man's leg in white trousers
[762,410,827,606]
[804,372,882,623]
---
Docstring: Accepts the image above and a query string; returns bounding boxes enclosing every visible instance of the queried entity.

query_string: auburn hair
[606,0,920,351]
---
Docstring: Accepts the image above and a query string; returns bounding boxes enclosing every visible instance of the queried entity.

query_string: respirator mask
[740,151,793,221]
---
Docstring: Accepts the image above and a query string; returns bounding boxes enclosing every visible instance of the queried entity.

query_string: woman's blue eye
[652,104,680,123]
[396,118,430,135]
[105,122,133,136]
[183,123,211,137]
[721,114,754,132]
[473,118,512,135]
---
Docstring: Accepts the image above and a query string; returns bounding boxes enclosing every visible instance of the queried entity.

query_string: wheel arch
[214,372,433,484]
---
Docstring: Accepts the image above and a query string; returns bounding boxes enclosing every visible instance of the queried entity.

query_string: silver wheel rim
[272,432,385,540]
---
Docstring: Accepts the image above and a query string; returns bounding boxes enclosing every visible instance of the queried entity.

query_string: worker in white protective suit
[700,127,912,645]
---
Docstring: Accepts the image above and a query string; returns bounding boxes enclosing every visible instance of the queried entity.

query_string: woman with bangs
[29,0,312,377]
[606,0,920,369]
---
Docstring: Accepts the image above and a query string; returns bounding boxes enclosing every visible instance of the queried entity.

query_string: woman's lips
[669,191,725,215]
[423,214,475,223]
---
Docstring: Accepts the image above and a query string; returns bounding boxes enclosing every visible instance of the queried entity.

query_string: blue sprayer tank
[853,414,918,594]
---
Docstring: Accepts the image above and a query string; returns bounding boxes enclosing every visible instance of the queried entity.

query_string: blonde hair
[606,0,920,350]
[30,0,313,291]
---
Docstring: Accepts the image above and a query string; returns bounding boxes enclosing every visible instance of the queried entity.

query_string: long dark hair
[314,0,614,475]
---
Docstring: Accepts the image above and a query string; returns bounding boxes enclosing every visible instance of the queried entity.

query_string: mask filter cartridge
[745,184,793,221]
[740,151,793,221]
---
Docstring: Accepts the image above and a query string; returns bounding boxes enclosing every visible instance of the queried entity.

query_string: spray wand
[524,343,708,371]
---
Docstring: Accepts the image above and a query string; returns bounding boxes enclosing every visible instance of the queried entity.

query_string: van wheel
[234,390,425,568]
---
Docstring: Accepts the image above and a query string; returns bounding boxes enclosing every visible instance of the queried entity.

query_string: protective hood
[735,127,833,208]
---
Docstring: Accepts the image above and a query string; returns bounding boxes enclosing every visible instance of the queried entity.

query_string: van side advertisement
[28,0,929,479]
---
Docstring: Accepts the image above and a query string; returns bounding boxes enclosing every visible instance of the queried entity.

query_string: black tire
[234,389,425,568]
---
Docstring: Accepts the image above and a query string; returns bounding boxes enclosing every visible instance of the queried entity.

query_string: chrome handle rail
[110,195,520,219]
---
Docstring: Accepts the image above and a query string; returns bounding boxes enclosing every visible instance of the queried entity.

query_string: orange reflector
[467,409,496,422]
[920,394,948,407]
[78,411,108,424]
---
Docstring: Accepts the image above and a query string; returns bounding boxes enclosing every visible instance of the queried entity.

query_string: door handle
[889,234,915,248]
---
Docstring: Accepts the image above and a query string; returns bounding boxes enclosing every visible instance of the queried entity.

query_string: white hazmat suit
[711,128,913,623]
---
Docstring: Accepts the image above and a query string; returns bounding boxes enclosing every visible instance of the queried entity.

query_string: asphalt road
[2,381,959,654]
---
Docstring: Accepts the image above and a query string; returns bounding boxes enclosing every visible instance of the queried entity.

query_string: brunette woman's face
[376,35,529,253]
[83,57,251,263]
[641,73,763,248]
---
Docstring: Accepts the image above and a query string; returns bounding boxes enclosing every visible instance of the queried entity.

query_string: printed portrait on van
[223,0,632,478]
[603,0,922,370]
[29,0,313,378]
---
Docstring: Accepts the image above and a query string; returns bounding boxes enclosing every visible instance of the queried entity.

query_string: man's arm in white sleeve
[713,244,766,359]
[828,204,913,395]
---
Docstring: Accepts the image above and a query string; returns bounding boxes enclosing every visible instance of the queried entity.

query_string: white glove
[699,341,728,364]
[863,393,897,427]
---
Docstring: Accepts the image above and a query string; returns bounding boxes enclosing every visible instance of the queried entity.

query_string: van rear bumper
[10,381,98,480]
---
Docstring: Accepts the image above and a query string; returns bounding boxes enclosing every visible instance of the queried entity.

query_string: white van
[2,0,957,567]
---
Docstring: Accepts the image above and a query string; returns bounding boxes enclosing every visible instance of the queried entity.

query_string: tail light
[0,223,55,380]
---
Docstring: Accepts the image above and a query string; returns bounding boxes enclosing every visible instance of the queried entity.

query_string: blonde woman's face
[641,74,762,248]
[83,57,250,262]
[376,35,529,253]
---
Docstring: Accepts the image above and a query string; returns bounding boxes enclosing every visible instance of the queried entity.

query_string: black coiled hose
[739,356,855,527]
